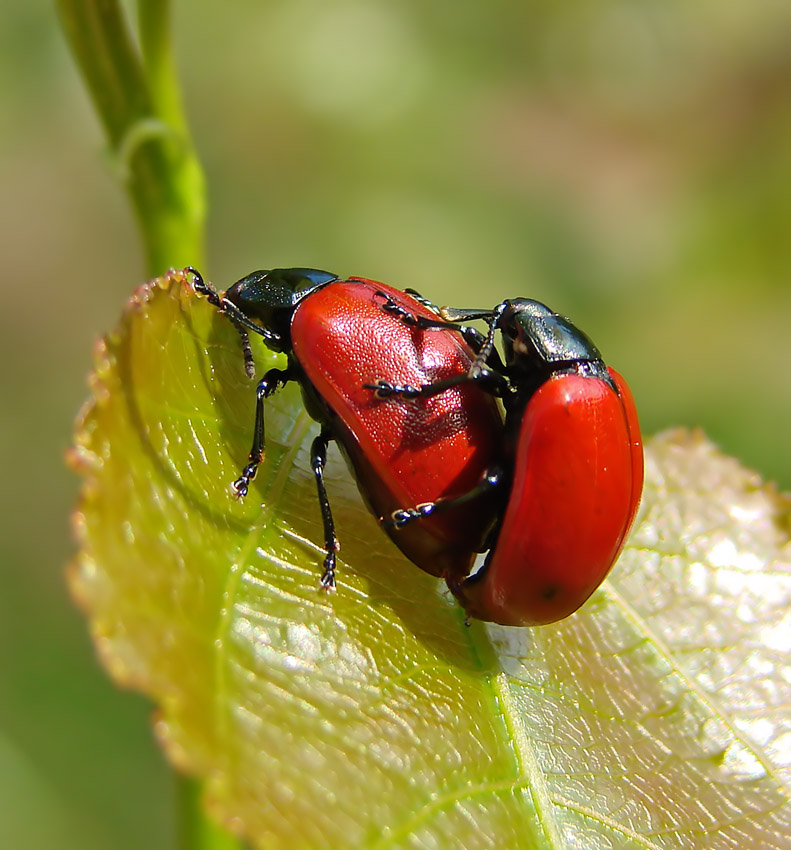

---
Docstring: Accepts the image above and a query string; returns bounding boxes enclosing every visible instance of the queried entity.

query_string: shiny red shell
[460,368,643,626]
[290,279,503,580]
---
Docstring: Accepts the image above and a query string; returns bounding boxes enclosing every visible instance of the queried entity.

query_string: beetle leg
[310,428,340,590]
[232,367,293,498]
[364,378,436,399]
[364,362,508,400]
[438,306,496,324]
[373,290,457,332]
[364,374,488,399]
[373,291,424,327]
[383,466,505,530]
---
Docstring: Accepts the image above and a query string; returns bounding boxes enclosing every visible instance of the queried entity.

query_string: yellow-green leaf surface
[69,271,791,849]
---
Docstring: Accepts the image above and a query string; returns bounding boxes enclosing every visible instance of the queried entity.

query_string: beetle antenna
[187,266,282,355]
[468,307,501,375]
[230,320,256,378]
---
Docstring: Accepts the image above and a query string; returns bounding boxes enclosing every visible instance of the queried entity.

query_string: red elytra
[460,369,643,626]
[290,279,503,580]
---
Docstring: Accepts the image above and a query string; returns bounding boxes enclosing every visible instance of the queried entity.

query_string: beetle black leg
[453,324,486,353]
[364,360,508,401]
[373,290,463,333]
[373,291,427,327]
[438,305,498,324]
[232,367,293,498]
[365,374,474,400]
[310,428,340,590]
[383,466,505,530]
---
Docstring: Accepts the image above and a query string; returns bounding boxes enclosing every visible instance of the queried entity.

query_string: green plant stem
[55,0,206,274]
[138,0,186,123]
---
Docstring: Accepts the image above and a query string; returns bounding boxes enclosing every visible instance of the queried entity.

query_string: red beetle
[368,297,644,626]
[190,268,503,590]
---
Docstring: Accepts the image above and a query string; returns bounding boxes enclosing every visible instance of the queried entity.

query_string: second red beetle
[368,296,644,626]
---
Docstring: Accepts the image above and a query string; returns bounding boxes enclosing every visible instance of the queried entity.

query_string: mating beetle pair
[191,267,643,626]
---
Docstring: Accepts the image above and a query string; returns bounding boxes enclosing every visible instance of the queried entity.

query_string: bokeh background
[2,2,790,847]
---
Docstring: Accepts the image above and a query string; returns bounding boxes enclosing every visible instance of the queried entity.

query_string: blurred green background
[2,1,790,847]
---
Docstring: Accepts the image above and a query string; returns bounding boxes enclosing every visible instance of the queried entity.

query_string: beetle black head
[223,268,339,351]
[498,298,603,377]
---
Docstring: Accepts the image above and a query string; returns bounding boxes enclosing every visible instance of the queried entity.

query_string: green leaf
[69,270,791,849]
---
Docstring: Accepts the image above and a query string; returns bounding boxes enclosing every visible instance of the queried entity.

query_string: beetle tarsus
[320,562,337,591]
[388,503,435,529]
[232,461,260,499]
[231,478,249,499]
[364,379,424,399]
